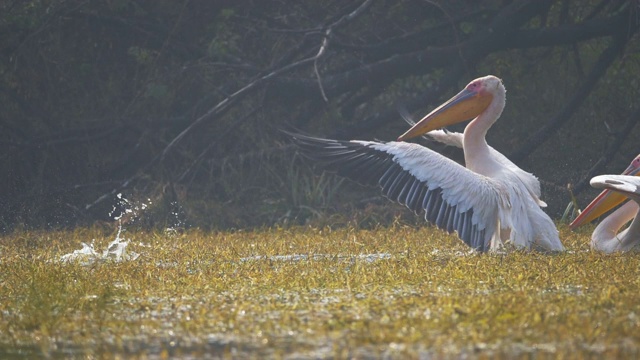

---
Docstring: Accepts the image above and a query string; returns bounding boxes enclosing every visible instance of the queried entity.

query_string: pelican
[569,155,640,252]
[289,75,563,252]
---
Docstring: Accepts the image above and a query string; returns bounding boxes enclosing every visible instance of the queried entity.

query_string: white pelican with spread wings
[289,75,563,252]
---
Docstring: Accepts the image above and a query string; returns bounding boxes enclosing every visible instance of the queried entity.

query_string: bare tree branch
[273,1,635,108]
[160,0,374,160]
[82,0,376,211]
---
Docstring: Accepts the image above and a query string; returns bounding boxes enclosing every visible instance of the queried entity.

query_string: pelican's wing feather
[289,133,501,252]
[424,129,464,147]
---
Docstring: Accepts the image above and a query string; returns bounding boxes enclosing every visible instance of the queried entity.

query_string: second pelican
[570,155,640,252]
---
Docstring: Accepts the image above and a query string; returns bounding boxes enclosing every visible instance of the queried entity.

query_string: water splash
[59,222,139,265]
[61,192,185,264]
[60,193,145,265]
[164,203,186,236]
[110,193,150,224]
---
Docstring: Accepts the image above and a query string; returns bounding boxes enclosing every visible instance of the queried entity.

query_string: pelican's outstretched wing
[289,132,502,252]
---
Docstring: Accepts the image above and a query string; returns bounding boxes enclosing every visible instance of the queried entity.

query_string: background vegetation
[1,0,639,231]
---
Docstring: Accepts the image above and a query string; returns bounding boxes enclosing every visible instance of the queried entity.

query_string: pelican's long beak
[397,88,493,141]
[569,159,640,230]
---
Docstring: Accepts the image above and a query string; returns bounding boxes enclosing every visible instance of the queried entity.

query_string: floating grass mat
[1,224,639,358]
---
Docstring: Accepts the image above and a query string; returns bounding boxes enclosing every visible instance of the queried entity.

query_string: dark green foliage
[1,1,639,231]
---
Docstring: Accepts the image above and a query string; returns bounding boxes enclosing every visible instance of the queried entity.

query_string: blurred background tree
[1,0,639,231]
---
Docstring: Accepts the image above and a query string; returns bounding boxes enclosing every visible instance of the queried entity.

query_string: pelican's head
[570,154,640,230]
[397,75,504,141]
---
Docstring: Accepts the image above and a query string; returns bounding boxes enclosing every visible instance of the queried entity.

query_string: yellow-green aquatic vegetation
[1,224,640,358]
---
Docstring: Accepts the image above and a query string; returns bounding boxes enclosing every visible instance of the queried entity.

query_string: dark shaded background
[1,0,639,231]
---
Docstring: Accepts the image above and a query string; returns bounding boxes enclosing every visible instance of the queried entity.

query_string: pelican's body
[417,129,547,208]
[570,155,640,252]
[290,75,562,252]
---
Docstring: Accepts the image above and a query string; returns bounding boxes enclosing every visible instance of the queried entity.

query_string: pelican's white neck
[592,200,640,252]
[462,86,506,175]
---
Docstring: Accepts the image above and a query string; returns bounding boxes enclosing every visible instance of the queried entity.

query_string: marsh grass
[1,224,640,358]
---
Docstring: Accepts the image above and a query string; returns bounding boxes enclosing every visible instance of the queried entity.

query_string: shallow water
[240,253,393,263]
